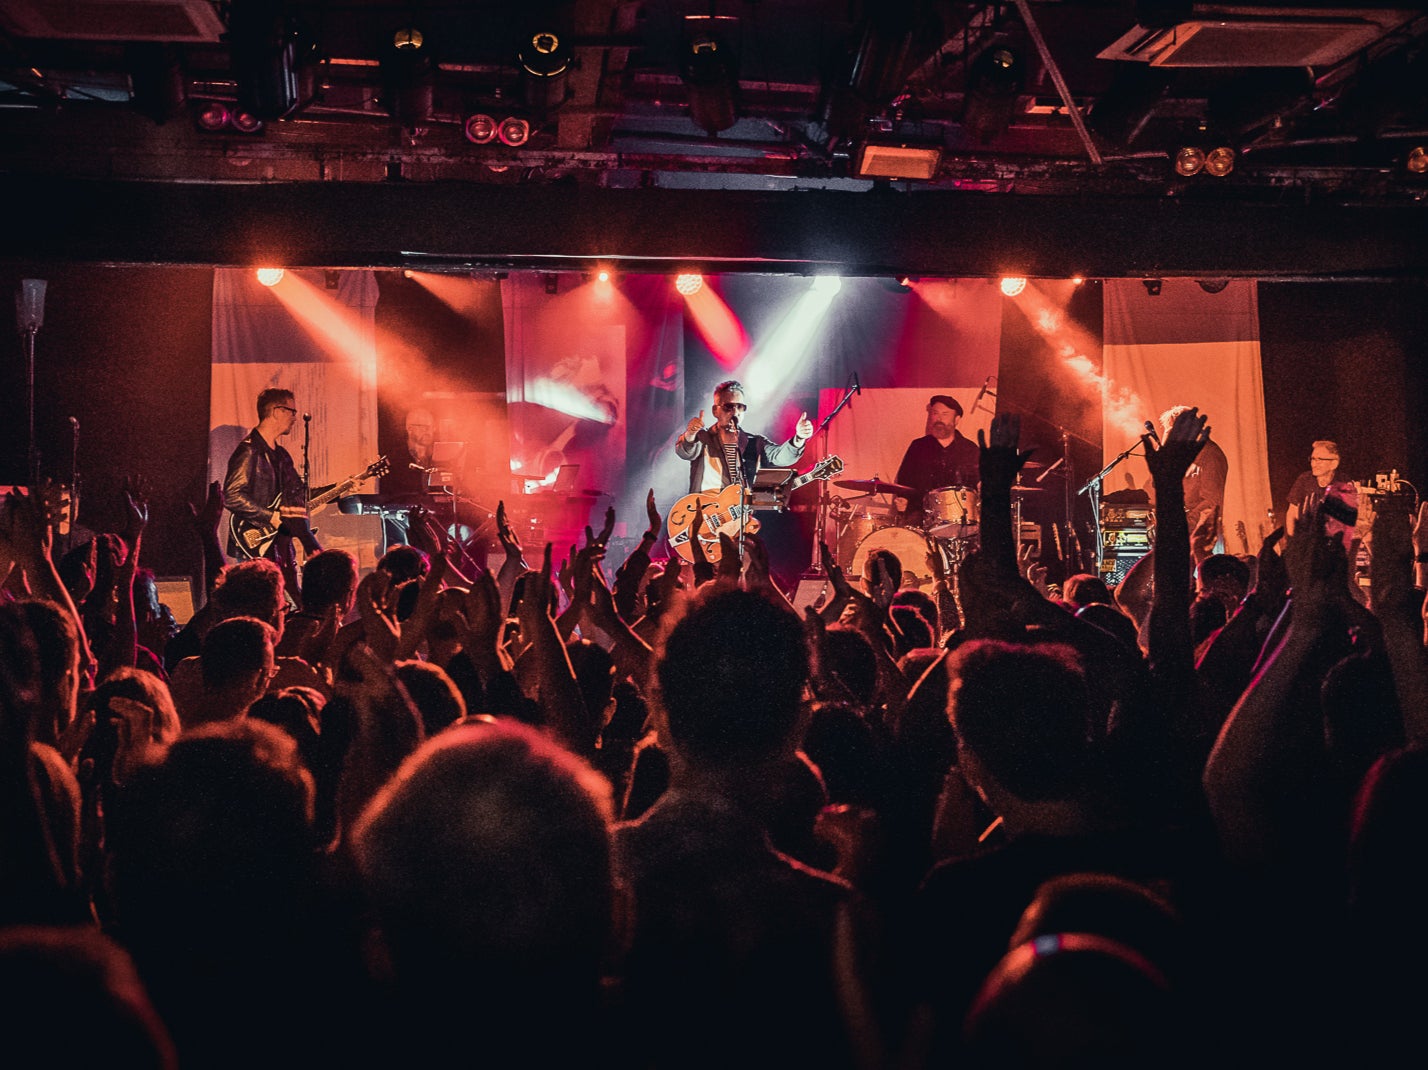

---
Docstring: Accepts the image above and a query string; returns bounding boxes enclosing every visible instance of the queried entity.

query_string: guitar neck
[308,478,359,510]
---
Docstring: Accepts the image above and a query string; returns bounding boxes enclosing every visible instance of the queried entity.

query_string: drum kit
[828,468,1046,592]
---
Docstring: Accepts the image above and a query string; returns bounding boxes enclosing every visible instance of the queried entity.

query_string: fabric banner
[1102,278,1273,553]
[210,268,380,539]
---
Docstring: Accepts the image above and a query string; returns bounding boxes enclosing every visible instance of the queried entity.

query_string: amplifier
[1101,505,1153,528]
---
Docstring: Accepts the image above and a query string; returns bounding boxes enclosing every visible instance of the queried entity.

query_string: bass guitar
[230,456,390,560]
[667,455,844,564]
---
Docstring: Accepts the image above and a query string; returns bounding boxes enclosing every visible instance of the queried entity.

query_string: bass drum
[849,526,945,591]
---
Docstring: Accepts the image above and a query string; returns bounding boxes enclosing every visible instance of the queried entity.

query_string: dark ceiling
[3,0,1426,197]
[1,2,1426,276]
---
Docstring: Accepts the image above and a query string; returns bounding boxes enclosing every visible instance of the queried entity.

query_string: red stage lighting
[230,110,265,134]
[464,113,497,144]
[196,101,230,130]
[1000,276,1027,297]
[675,273,704,296]
[256,268,285,286]
[498,117,531,146]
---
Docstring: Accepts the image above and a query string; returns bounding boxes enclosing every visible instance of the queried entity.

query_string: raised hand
[355,569,400,663]
[188,480,224,535]
[121,476,151,542]
[645,489,662,538]
[1283,504,1350,622]
[795,411,814,442]
[716,532,742,584]
[496,500,524,559]
[976,412,1035,493]
[587,505,615,550]
[1143,406,1210,486]
[684,410,706,442]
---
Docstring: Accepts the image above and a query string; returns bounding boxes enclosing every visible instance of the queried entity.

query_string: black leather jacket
[224,429,304,548]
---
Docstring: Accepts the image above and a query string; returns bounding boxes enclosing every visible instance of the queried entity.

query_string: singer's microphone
[303,412,312,421]
[1143,419,1161,444]
[409,462,434,472]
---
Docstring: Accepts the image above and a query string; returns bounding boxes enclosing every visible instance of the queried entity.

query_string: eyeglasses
[1310,455,1337,463]
[717,403,748,412]
[275,405,298,415]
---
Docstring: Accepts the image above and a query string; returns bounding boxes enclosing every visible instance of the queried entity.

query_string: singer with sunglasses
[223,387,322,562]
[676,379,813,495]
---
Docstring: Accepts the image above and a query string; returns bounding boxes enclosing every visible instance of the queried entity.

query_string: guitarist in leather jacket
[223,388,322,560]
[676,379,812,494]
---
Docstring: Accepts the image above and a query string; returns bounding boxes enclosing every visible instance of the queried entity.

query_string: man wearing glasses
[677,379,813,495]
[1285,441,1341,536]
[223,387,321,560]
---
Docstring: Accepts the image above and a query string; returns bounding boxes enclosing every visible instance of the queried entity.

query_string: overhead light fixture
[963,44,1024,145]
[1071,275,1086,286]
[596,269,611,283]
[811,276,842,294]
[1407,146,1427,174]
[195,101,230,131]
[498,116,531,146]
[324,269,340,290]
[675,273,704,296]
[230,110,264,134]
[228,0,314,120]
[543,273,559,295]
[855,142,942,180]
[381,26,434,126]
[1196,278,1230,294]
[464,113,497,144]
[1000,276,1027,297]
[1174,146,1205,176]
[1143,278,1162,296]
[1204,145,1235,177]
[681,15,739,135]
[519,29,570,114]
[126,42,186,125]
[256,268,285,287]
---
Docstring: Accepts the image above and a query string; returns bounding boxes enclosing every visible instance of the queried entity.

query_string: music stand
[750,467,796,510]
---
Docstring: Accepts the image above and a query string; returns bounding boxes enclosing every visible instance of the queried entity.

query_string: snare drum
[924,485,980,539]
[850,526,946,591]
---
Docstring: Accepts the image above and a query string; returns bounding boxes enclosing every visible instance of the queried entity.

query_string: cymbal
[1010,484,1046,493]
[834,478,917,497]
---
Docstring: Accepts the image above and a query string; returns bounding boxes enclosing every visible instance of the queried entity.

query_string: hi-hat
[834,478,917,498]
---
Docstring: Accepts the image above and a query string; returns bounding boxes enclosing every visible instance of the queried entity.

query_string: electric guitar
[230,456,390,560]
[667,455,844,564]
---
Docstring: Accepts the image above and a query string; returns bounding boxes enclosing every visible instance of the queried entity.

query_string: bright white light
[256,268,285,287]
[527,377,617,423]
[675,273,704,296]
[739,278,841,399]
[811,275,842,294]
[1000,276,1027,297]
[597,270,611,283]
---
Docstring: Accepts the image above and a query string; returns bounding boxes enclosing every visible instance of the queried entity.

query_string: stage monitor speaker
[792,574,833,613]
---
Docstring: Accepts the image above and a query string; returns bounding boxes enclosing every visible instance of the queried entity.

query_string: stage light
[228,0,314,120]
[1204,146,1235,177]
[1143,278,1162,296]
[681,15,739,135]
[519,29,570,113]
[1174,146,1206,176]
[381,26,434,126]
[1000,276,1027,297]
[543,273,559,295]
[324,269,340,290]
[596,269,611,283]
[1407,146,1427,174]
[1071,275,1085,286]
[811,275,842,294]
[498,116,531,146]
[675,273,704,296]
[196,101,230,131]
[256,268,285,287]
[464,113,497,144]
[963,44,1024,145]
[230,110,265,134]
[856,142,942,180]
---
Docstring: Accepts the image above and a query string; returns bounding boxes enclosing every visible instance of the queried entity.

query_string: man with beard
[895,394,981,526]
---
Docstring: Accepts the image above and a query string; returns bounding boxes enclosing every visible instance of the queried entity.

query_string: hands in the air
[977,412,1036,493]
[1143,407,1211,486]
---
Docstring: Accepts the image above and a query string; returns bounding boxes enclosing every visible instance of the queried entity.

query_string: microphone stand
[807,380,858,574]
[67,418,80,556]
[1076,433,1143,568]
[731,417,747,567]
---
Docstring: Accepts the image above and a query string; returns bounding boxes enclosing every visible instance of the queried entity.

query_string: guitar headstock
[368,456,391,480]
[812,455,844,479]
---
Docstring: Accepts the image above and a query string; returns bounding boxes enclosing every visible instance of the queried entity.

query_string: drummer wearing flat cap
[895,394,981,524]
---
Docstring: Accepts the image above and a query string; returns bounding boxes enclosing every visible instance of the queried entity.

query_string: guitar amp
[1099,492,1153,586]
